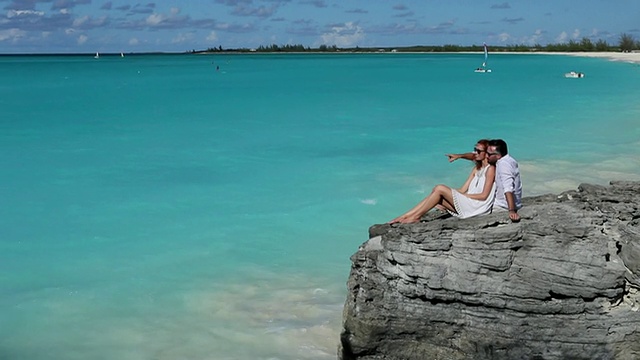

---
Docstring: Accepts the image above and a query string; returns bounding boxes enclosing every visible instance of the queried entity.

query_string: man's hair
[489,139,508,156]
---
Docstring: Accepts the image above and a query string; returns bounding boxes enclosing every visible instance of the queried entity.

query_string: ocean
[1,53,639,359]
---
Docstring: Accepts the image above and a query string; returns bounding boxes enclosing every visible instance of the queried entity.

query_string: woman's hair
[475,139,490,169]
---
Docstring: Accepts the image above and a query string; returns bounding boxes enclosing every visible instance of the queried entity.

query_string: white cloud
[319,22,364,47]
[0,28,26,42]
[498,32,511,43]
[523,29,543,45]
[77,34,88,44]
[129,37,139,45]
[172,33,193,44]
[73,15,89,27]
[206,31,218,42]
[170,7,180,15]
[556,31,568,43]
[65,28,75,35]
[60,9,69,15]
[7,9,44,17]
[146,13,164,26]
[572,29,580,39]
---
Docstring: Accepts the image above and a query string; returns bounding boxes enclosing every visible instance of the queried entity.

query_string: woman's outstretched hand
[446,154,460,162]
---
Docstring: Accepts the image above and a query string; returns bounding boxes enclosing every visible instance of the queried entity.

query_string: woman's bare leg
[399,185,456,222]
[389,185,457,223]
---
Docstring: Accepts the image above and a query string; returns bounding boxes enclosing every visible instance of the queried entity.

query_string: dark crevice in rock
[339,331,379,359]
[545,291,572,300]
[546,291,598,303]
[609,286,626,306]
[410,294,487,308]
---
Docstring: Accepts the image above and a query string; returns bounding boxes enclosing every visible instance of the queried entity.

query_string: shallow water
[1,53,639,359]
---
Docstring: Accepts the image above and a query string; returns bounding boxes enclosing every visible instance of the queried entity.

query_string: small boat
[120,52,124,58]
[564,71,585,78]
[474,43,492,73]
[94,52,99,59]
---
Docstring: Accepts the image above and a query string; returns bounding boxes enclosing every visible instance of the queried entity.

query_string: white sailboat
[474,43,491,73]
[94,52,99,59]
[120,52,124,58]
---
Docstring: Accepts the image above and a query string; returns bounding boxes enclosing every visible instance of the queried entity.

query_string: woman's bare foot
[388,214,413,224]
[398,216,420,224]
[388,216,404,224]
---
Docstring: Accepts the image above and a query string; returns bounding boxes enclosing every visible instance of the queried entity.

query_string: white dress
[449,165,495,219]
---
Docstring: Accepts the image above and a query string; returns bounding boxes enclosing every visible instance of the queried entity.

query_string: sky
[0,0,638,54]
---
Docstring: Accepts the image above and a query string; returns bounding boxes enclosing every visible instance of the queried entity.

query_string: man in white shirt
[486,139,522,222]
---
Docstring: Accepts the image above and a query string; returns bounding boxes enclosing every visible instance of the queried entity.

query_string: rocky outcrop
[340,181,640,360]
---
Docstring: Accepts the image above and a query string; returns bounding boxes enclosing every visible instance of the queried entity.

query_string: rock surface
[339,181,640,360]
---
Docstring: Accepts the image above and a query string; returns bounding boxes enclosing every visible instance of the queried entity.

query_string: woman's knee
[433,184,450,194]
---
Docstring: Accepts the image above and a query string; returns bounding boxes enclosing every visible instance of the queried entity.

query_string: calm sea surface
[1,53,639,359]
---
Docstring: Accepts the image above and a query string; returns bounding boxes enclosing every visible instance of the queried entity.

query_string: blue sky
[1,0,638,53]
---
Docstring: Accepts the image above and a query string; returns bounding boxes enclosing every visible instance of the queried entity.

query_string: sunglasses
[473,147,486,153]
[486,152,500,156]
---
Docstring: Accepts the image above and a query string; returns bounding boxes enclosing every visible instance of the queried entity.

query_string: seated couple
[389,139,522,224]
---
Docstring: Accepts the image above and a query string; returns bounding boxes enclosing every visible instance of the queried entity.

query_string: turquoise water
[1,53,639,359]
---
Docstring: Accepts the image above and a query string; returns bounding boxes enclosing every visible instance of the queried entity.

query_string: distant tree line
[191,34,639,54]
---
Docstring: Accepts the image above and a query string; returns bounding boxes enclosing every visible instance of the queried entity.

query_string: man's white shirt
[494,154,522,210]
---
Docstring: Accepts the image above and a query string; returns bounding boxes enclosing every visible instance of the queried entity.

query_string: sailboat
[474,43,492,73]
[120,52,124,58]
[94,52,99,59]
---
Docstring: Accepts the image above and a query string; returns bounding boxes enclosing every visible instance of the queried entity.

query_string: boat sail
[482,43,488,67]
[94,52,99,59]
[474,43,492,73]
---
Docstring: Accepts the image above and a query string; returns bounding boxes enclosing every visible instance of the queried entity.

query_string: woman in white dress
[389,139,496,224]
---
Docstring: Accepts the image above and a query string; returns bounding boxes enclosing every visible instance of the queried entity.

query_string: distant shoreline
[201,51,640,64]
[495,51,640,65]
[553,51,640,64]
[2,51,639,64]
